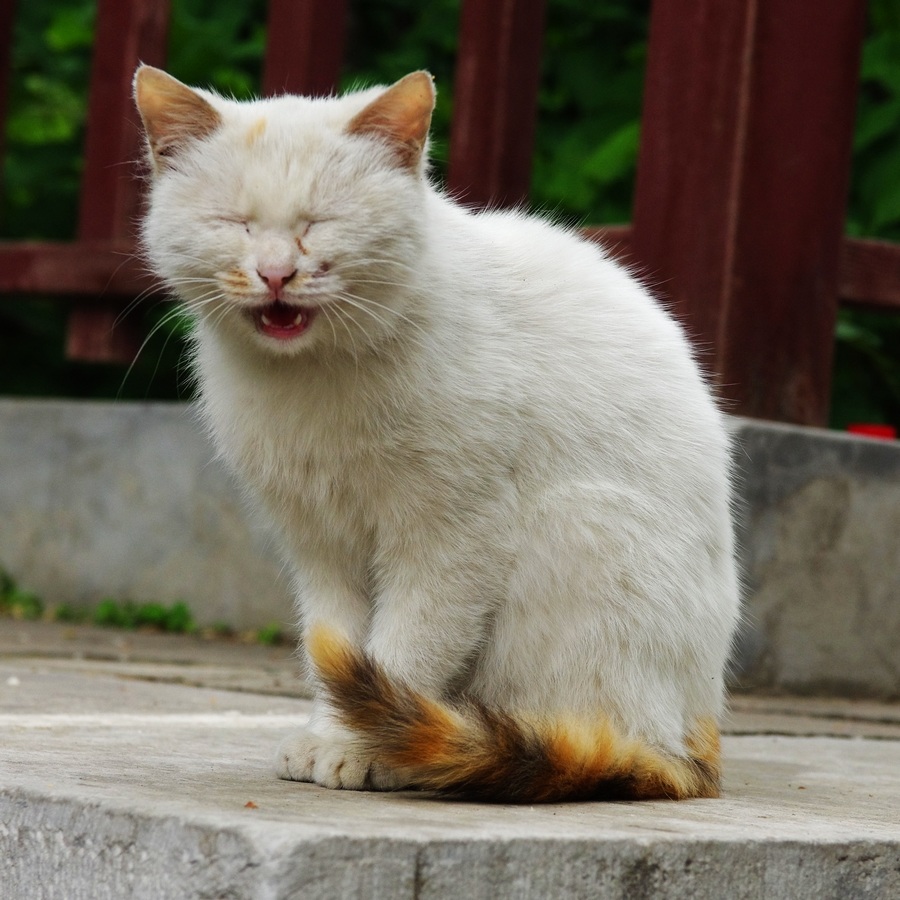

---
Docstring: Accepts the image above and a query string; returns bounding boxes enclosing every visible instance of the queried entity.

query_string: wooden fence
[1,0,898,425]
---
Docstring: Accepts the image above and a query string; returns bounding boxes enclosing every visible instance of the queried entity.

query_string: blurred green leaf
[6,75,85,144]
[0,567,15,597]
[162,601,196,633]
[869,0,900,33]
[257,622,284,645]
[54,603,88,623]
[583,121,641,186]
[93,599,136,628]
[3,589,45,620]
[854,98,900,151]
[45,5,94,52]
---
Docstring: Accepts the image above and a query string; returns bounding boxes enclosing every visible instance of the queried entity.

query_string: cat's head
[134,66,435,357]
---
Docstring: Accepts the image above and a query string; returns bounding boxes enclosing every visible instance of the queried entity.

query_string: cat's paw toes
[275,730,404,791]
[274,730,319,783]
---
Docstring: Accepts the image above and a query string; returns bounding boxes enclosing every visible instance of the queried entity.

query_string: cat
[134,65,740,802]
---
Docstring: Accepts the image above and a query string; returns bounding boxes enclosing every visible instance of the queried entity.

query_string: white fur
[139,74,740,790]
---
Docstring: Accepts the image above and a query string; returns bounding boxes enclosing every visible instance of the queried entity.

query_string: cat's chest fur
[195,327,518,553]
[201,343,401,508]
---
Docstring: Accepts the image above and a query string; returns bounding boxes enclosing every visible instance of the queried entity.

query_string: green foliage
[2,0,93,240]
[256,622,285,646]
[53,602,89,623]
[849,0,900,240]
[166,0,267,98]
[162,601,196,633]
[208,620,236,638]
[831,310,900,429]
[90,598,128,627]
[0,298,194,399]
[92,598,196,632]
[0,569,286,643]
[0,0,898,428]
[0,568,45,620]
[832,0,900,428]
[533,0,648,224]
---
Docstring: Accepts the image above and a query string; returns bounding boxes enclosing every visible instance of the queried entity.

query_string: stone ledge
[1,636,899,900]
[3,722,898,900]
[3,786,898,900]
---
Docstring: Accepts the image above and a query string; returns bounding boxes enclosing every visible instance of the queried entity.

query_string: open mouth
[251,301,315,340]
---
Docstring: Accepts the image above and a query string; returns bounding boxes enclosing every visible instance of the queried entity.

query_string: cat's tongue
[254,302,312,340]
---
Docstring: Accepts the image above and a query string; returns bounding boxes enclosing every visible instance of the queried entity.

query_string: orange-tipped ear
[134,65,222,172]
[347,71,435,170]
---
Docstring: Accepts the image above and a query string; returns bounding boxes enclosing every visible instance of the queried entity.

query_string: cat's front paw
[274,728,405,791]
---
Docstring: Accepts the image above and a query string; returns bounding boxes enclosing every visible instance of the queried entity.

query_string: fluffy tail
[307,626,721,803]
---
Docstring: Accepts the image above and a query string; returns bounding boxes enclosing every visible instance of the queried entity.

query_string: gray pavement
[1,621,899,899]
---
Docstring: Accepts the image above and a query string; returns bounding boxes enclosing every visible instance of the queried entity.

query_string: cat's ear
[347,71,435,171]
[133,65,222,172]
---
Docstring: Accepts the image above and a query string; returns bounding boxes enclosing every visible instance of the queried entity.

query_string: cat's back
[435,201,693,361]
[428,200,724,448]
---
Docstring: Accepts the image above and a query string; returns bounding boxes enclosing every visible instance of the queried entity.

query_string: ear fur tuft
[133,65,222,172]
[346,71,436,170]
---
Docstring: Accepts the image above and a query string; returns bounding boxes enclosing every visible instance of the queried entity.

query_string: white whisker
[333,290,436,353]
[116,304,193,398]
[328,300,363,380]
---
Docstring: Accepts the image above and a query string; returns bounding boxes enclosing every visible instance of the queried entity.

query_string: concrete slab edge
[3,788,899,900]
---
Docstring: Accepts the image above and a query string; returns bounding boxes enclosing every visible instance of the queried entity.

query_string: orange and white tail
[307,627,722,803]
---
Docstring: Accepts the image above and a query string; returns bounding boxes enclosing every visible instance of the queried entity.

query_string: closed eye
[299,215,337,232]
[215,216,250,233]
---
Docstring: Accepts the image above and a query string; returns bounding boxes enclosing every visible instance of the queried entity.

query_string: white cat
[135,66,739,801]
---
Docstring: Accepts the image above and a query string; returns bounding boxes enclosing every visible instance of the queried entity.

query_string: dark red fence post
[263,0,346,97]
[448,0,547,209]
[66,0,170,362]
[840,239,900,311]
[631,0,867,425]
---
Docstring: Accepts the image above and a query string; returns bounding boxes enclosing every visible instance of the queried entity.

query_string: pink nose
[256,266,297,294]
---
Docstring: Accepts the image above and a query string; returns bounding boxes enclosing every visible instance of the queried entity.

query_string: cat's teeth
[259,310,305,328]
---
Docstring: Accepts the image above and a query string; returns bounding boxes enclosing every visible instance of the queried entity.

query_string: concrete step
[1,622,899,899]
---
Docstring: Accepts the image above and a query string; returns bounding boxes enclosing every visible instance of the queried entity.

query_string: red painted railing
[1,0,894,425]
